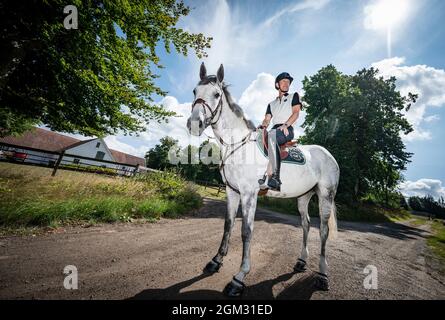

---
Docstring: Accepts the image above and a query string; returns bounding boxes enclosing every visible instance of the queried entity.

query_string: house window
[95,151,105,160]
[73,158,80,164]
[96,142,101,148]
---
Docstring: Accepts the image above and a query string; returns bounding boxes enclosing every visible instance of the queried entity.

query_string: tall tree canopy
[300,65,416,204]
[0,0,212,137]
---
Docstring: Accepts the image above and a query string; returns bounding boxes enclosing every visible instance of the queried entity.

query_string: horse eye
[215,92,220,98]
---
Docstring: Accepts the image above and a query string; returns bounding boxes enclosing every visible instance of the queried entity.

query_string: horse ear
[200,62,207,80]
[217,64,224,83]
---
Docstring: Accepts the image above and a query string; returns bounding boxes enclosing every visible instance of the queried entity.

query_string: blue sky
[54,0,445,199]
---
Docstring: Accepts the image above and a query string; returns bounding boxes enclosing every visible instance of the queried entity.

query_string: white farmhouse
[0,127,147,176]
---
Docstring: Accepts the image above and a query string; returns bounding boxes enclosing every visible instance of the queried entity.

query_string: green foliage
[408,195,445,218]
[300,65,416,205]
[0,0,212,137]
[60,163,119,175]
[145,136,179,170]
[145,136,223,184]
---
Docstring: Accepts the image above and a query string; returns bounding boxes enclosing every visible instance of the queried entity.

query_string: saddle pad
[256,130,306,165]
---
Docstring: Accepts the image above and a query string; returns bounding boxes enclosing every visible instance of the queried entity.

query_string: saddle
[262,129,298,159]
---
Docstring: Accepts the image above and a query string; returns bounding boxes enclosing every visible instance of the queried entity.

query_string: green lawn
[428,220,445,270]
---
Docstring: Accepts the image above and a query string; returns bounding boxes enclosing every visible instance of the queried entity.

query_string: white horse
[186,62,340,297]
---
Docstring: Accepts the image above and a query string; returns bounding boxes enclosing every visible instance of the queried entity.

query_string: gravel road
[0,198,443,300]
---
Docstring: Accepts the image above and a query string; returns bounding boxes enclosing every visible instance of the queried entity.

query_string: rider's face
[278,79,290,92]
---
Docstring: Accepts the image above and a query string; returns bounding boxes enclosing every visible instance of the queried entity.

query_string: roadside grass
[195,185,226,200]
[0,162,202,232]
[428,220,445,270]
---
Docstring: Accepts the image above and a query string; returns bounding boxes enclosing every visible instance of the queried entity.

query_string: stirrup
[267,174,282,191]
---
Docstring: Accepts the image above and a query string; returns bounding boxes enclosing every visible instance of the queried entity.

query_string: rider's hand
[257,124,265,130]
[278,124,289,136]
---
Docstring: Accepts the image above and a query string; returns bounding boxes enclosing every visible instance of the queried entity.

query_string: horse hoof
[203,259,222,274]
[314,273,330,291]
[223,278,245,297]
[293,259,307,273]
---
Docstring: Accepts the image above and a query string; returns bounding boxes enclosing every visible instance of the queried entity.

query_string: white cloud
[178,0,332,85]
[424,114,440,123]
[182,0,269,72]
[104,136,149,158]
[398,178,445,200]
[238,73,277,123]
[370,57,445,141]
[137,96,210,149]
[263,0,331,28]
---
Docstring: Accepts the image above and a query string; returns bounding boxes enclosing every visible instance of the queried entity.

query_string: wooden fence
[0,142,142,177]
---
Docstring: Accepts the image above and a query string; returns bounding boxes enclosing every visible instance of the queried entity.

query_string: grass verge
[0,162,202,232]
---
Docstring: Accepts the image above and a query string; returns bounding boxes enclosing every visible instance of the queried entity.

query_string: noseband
[191,95,223,127]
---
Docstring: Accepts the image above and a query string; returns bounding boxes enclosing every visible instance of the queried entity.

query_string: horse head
[187,62,225,136]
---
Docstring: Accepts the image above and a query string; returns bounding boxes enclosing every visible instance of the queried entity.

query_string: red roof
[0,127,145,167]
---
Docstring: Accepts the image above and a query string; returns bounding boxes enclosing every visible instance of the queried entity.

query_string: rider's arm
[261,114,272,128]
[258,104,272,128]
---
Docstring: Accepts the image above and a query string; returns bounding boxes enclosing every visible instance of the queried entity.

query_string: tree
[0,0,212,137]
[300,65,415,205]
[145,136,178,170]
[145,137,223,184]
[351,68,415,206]
[408,195,445,219]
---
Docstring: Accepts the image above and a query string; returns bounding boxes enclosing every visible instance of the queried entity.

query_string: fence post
[133,164,140,176]
[51,150,65,177]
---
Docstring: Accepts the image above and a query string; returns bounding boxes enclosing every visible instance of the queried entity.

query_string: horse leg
[223,190,257,297]
[314,188,335,291]
[294,190,315,273]
[204,186,240,274]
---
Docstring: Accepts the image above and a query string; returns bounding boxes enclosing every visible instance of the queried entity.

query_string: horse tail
[328,200,338,240]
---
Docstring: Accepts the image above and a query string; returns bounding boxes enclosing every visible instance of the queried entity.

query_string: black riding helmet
[275,72,294,91]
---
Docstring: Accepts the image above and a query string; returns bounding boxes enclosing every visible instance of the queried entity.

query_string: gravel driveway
[0,198,443,300]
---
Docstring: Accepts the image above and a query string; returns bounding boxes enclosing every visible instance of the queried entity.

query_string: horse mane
[198,76,256,131]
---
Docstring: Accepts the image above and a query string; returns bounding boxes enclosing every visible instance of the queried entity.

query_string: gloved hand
[257,124,265,130]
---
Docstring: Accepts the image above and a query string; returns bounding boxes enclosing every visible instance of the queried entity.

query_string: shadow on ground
[128,271,320,300]
[186,198,429,242]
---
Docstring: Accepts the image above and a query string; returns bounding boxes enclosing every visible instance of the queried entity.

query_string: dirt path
[0,198,444,300]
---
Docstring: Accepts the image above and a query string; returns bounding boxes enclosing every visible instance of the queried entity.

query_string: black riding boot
[267,144,282,191]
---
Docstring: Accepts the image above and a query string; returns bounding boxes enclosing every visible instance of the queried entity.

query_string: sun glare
[364,0,411,57]
[365,0,410,30]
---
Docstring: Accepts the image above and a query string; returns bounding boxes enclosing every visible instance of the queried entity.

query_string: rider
[257,72,302,191]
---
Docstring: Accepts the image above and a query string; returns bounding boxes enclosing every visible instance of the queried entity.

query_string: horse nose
[199,119,203,128]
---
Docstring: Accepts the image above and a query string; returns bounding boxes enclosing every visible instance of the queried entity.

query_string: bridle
[191,96,223,127]
[190,84,257,194]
